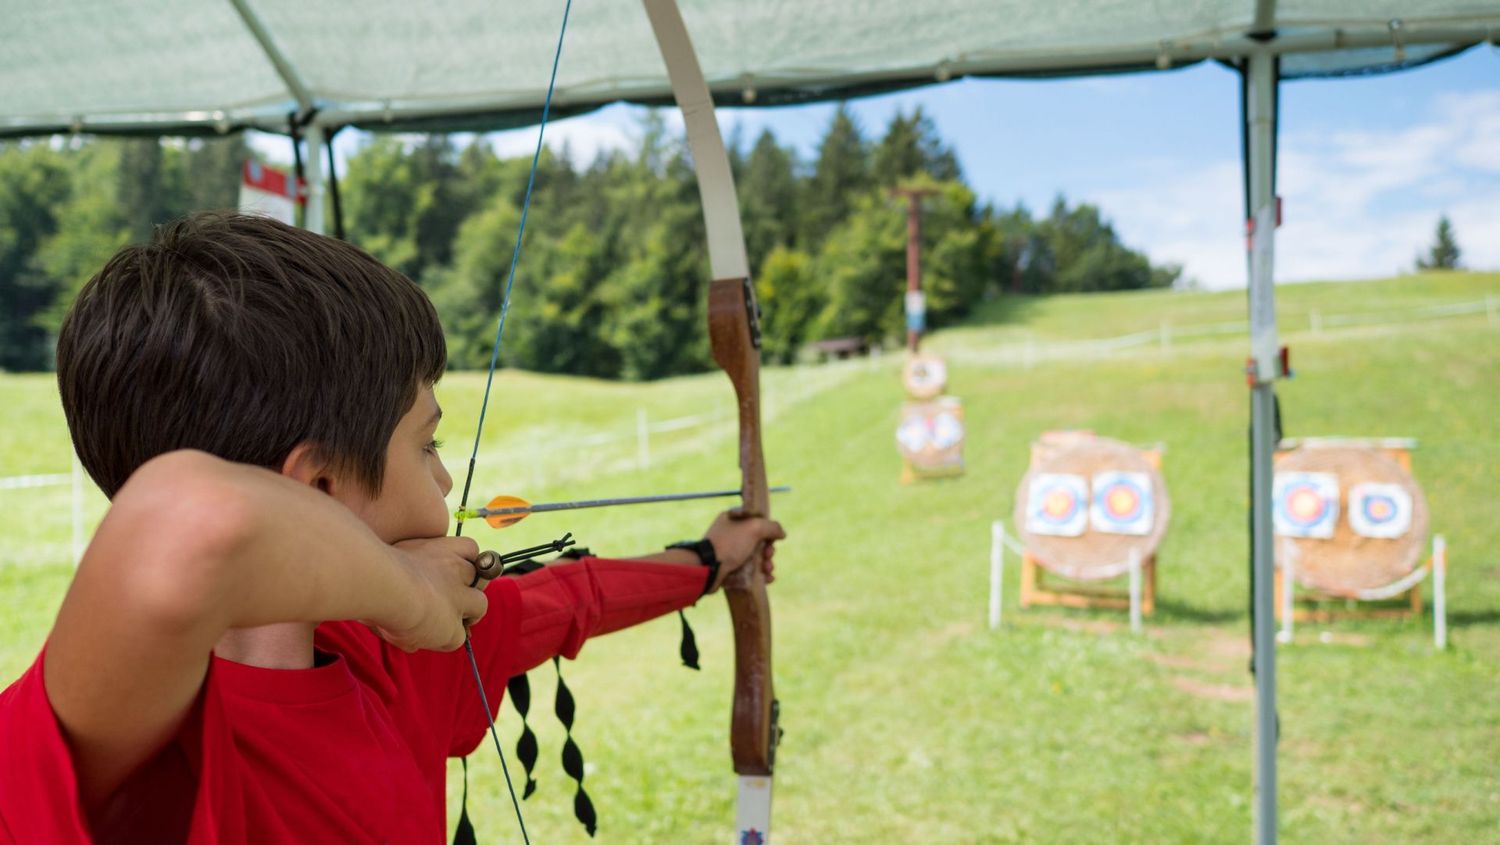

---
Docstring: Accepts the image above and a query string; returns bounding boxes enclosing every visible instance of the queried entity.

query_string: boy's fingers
[461,588,488,627]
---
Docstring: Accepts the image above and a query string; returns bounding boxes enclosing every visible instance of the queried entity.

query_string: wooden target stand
[1272,437,1448,647]
[1004,432,1169,631]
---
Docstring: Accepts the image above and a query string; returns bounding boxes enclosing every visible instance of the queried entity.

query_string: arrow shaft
[467,486,790,519]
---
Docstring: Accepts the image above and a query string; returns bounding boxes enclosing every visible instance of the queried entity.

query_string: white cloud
[487,105,685,165]
[1090,88,1500,288]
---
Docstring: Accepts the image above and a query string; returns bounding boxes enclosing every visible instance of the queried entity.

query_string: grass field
[2,272,1498,843]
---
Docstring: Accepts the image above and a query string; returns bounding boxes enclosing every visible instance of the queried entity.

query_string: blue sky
[472,44,1500,290]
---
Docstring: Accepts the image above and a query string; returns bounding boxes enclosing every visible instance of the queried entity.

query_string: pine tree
[872,107,960,187]
[740,129,799,274]
[1417,215,1461,270]
[803,104,870,249]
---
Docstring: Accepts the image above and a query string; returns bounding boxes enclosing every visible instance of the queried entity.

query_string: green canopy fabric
[2,0,1497,138]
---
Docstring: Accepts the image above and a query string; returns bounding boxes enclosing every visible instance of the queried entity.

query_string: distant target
[1348,482,1413,539]
[902,353,949,399]
[896,416,931,453]
[1090,471,1154,535]
[1025,473,1089,537]
[1273,472,1339,539]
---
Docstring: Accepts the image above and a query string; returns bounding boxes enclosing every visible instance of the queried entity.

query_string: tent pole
[1244,50,1280,845]
[227,0,314,114]
[303,123,326,235]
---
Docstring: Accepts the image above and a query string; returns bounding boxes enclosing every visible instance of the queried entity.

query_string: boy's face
[336,385,453,543]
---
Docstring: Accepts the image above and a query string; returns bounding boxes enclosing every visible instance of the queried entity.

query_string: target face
[1026,473,1089,537]
[929,411,963,449]
[1347,482,1413,539]
[903,353,948,399]
[1273,472,1339,539]
[1090,471,1154,535]
[896,416,931,453]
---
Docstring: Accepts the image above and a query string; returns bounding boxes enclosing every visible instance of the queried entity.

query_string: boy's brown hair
[57,212,446,498]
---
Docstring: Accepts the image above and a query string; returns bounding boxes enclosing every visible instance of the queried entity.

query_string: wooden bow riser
[707,276,776,777]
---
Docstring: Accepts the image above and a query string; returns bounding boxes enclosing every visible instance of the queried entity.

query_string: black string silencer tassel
[507,674,540,799]
[553,656,597,837]
[677,610,700,670]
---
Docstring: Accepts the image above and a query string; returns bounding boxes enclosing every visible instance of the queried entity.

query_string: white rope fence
[949,295,1499,368]
[470,359,863,488]
[0,454,87,566]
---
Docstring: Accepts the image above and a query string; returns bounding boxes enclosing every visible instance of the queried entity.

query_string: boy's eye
[426,438,444,453]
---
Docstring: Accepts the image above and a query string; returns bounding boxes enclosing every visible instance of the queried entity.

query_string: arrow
[455,486,791,530]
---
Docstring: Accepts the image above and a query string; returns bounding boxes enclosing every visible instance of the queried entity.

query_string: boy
[0,213,783,843]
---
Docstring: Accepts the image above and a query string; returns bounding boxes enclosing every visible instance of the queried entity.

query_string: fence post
[71,453,84,566]
[1128,548,1143,634]
[1310,309,1322,336]
[636,408,650,470]
[989,521,1005,629]
[1433,535,1447,650]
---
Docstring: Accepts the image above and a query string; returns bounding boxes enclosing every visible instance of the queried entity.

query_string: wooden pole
[892,186,938,353]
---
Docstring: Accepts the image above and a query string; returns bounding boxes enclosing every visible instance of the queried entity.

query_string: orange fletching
[483,495,533,529]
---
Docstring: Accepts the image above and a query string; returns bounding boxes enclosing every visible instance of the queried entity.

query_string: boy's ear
[281,442,338,495]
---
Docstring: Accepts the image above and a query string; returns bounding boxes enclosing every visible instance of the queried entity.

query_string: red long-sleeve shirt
[0,556,706,844]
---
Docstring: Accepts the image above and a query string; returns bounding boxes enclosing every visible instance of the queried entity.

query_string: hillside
[2,271,1497,843]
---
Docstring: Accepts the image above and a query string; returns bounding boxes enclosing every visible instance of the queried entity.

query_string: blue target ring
[1360,493,1399,525]
[1036,480,1084,525]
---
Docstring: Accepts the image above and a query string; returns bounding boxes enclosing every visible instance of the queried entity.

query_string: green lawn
[2,272,1498,843]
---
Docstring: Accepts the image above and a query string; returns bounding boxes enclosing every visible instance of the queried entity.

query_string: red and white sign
[238,160,301,226]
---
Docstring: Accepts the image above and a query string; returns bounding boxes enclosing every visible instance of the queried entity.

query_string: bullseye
[1272,472,1340,539]
[1348,482,1414,539]
[1090,471,1154,536]
[1288,487,1326,521]
[1025,473,1088,537]
[1043,489,1077,518]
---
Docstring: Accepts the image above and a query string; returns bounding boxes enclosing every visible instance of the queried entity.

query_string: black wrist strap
[666,538,720,596]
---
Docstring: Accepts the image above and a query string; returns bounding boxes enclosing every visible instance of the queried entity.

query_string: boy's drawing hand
[705,508,786,591]
[374,537,489,652]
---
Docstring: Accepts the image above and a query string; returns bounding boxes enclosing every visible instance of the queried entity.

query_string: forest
[0,105,1180,377]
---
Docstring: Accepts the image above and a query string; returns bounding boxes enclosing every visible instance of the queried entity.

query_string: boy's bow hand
[704,508,786,593]
[374,537,489,652]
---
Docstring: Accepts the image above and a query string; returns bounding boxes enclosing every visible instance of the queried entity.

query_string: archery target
[1090,471,1154,536]
[1025,473,1089,537]
[1273,472,1339,539]
[902,353,948,399]
[897,398,965,478]
[1348,483,1413,539]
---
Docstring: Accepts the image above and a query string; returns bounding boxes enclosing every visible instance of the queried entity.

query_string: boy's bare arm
[42,450,483,812]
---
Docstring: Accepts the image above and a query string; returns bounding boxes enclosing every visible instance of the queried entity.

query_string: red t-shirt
[0,557,705,844]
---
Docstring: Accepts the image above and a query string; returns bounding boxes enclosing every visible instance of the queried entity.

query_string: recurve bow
[643,2,781,841]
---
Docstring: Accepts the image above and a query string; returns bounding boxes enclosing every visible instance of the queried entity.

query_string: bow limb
[643,1,778,841]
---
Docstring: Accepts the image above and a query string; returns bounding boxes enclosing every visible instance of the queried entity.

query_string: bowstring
[455,1,574,841]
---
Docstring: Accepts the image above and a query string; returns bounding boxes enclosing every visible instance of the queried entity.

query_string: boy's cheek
[405,494,453,540]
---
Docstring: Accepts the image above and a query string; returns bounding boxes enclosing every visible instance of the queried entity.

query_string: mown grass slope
[2,271,1497,843]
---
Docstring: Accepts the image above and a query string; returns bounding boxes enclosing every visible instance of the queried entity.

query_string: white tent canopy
[4,4,1497,844]
[2,0,1497,138]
